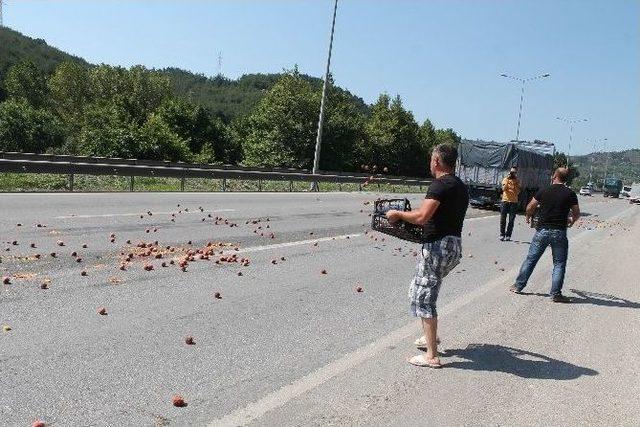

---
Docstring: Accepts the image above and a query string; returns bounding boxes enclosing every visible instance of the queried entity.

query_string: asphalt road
[1,192,638,426]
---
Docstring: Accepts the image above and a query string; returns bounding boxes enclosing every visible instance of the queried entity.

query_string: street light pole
[556,117,588,165]
[311,0,339,192]
[500,73,550,141]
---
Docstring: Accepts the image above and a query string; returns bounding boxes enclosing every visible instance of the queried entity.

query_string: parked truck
[456,139,555,210]
[602,178,623,198]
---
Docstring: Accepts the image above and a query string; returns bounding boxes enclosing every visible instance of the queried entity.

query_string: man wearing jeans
[510,167,580,303]
[500,166,521,241]
[386,144,469,368]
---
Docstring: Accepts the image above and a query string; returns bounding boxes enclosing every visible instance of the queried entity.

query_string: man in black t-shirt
[386,144,469,368]
[510,167,580,302]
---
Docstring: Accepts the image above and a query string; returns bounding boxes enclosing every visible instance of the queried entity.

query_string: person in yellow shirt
[500,166,521,241]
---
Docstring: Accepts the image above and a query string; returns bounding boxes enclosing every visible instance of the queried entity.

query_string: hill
[572,149,640,186]
[0,27,88,99]
[0,27,369,121]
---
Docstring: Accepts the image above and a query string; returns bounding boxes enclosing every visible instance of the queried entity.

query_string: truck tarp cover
[457,139,554,190]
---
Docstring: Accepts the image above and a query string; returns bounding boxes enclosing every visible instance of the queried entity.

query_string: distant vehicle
[629,184,640,204]
[579,187,592,196]
[621,186,632,198]
[457,139,554,210]
[603,178,623,198]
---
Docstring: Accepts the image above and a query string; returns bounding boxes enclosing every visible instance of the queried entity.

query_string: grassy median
[0,173,426,193]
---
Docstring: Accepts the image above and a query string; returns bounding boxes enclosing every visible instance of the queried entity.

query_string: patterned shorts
[409,236,462,318]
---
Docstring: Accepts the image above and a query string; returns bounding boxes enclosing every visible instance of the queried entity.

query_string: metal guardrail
[0,152,431,192]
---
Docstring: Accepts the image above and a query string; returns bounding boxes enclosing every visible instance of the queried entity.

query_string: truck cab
[603,178,623,198]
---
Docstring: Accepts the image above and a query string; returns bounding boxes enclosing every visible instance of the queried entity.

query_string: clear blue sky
[6,0,639,155]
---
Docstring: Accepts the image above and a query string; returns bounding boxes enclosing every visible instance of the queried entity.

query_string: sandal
[408,354,442,368]
[414,336,441,349]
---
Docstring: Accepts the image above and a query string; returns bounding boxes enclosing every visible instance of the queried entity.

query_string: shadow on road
[569,289,640,309]
[518,291,549,297]
[441,344,598,379]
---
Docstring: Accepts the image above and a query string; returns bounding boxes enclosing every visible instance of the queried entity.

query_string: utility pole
[500,73,550,141]
[311,0,339,192]
[1,0,4,27]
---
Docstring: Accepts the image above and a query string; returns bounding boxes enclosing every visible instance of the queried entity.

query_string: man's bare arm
[525,197,539,224]
[569,204,580,226]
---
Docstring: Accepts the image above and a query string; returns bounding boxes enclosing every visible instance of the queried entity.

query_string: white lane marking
[209,205,638,427]
[54,209,235,219]
[209,267,520,427]
[225,234,363,255]
[466,214,498,221]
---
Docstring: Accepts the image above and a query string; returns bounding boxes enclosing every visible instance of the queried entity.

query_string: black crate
[373,198,412,213]
[371,198,424,243]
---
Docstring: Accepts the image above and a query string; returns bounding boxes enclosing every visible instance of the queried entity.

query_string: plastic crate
[371,198,424,243]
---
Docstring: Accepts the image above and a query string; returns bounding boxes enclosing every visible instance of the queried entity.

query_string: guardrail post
[68,174,74,192]
[339,182,342,191]
[222,178,227,192]
[258,179,262,192]
[289,180,293,192]
[180,177,185,192]
[130,176,134,192]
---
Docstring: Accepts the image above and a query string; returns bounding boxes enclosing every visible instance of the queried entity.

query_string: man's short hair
[510,166,518,170]
[433,144,458,169]
[554,167,569,183]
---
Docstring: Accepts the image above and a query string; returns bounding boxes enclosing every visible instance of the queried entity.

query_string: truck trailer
[456,139,555,210]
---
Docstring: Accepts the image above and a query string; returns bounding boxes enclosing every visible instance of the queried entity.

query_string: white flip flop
[408,354,443,368]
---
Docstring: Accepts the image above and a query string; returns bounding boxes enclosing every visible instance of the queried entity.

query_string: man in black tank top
[510,167,580,302]
[386,144,469,368]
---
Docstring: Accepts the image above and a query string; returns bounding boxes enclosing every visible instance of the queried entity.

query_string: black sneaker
[505,236,512,242]
[552,294,571,303]
[500,236,505,241]
[509,285,522,294]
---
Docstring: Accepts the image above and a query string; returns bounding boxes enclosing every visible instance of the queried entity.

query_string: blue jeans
[500,202,518,237]
[515,228,568,296]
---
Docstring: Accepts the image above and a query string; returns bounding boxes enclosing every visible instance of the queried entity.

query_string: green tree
[136,113,192,162]
[362,94,423,176]
[78,103,138,158]
[4,60,48,108]
[0,100,65,153]
[317,84,367,172]
[241,72,319,168]
[86,65,171,125]
[126,65,173,124]
[156,99,236,164]
[434,128,461,147]
[48,61,91,135]
[419,119,437,152]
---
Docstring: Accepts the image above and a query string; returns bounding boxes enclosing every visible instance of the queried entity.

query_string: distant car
[579,187,592,196]
[629,195,640,205]
[621,186,632,198]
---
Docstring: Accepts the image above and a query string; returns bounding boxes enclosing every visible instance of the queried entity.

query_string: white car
[579,187,592,196]
[621,186,632,198]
